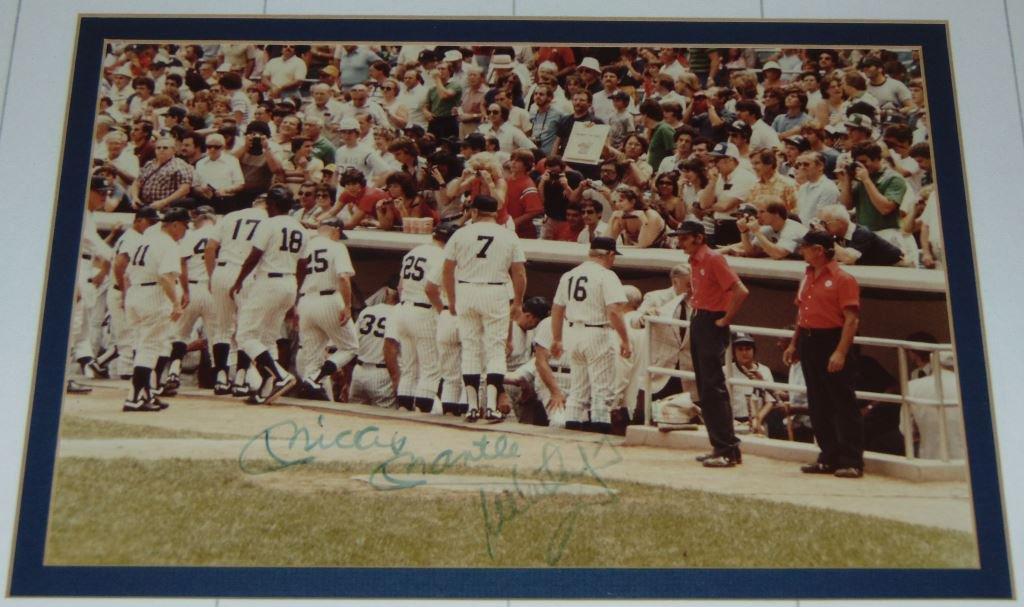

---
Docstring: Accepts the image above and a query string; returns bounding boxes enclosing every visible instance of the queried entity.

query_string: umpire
[672,221,749,468]
[783,230,863,478]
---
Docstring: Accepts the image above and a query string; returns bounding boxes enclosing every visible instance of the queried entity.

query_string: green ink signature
[479,437,622,565]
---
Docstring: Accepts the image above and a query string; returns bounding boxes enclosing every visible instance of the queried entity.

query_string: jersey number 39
[359,314,387,337]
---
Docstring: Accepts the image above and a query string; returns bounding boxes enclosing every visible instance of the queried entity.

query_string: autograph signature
[239,416,622,564]
[479,438,622,565]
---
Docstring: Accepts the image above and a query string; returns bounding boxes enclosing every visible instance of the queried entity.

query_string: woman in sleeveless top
[608,186,667,248]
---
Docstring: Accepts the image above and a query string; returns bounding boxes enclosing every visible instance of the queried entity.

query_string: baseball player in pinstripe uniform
[425,232,466,417]
[296,216,359,401]
[350,291,401,408]
[204,196,268,395]
[122,208,190,411]
[442,195,527,423]
[164,206,218,390]
[394,223,456,412]
[88,206,159,379]
[549,236,632,434]
[230,186,307,405]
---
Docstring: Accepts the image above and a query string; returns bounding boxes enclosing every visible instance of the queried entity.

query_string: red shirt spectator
[340,185,388,215]
[535,47,577,71]
[504,174,543,238]
[689,243,740,312]
[796,260,860,329]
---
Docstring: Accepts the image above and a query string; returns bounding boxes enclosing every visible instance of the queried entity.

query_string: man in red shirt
[783,230,863,478]
[503,150,544,238]
[672,221,749,468]
[551,205,585,241]
[329,168,389,229]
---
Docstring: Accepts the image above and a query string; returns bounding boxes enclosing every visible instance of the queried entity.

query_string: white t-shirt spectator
[795,176,840,224]
[477,122,536,152]
[713,167,757,219]
[193,153,244,191]
[263,55,308,90]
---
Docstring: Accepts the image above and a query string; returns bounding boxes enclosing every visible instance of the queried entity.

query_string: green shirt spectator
[852,167,905,232]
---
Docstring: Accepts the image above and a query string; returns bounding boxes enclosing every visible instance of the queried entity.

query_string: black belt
[569,321,609,328]
[267,273,292,278]
[355,358,387,368]
[409,302,432,309]
[188,279,206,284]
[318,289,336,296]
[139,282,156,287]
[550,365,571,374]
[81,254,92,260]
[216,261,228,266]
[458,280,506,286]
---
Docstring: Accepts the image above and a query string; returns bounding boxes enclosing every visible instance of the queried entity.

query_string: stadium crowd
[71,42,961,463]
[91,42,942,268]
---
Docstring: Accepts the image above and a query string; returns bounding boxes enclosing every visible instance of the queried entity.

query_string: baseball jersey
[180,224,218,282]
[531,317,566,369]
[251,214,309,276]
[213,206,269,265]
[113,228,145,261]
[126,227,181,285]
[300,235,355,296]
[399,243,445,305]
[444,221,525,284]
[82,212,114,262]
[553,261,628,325]
[425,256,451,306]
[508,322,535,370]
[355,303,399,365]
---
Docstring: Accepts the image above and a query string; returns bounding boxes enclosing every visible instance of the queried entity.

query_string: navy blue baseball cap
[590,236,620,255]
[668,220,706,237]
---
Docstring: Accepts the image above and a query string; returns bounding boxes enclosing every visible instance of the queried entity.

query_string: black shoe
[148,397,169,410]
[695,452,716,463]
[565,421,584,431]
[123,398,161,412]
[455,403,468,416]
[441,402,456,415]
[154,384,177,397]
[231,383,251,398]
[699,449,742,466]
[164,374,181,391]
[213,382,233,396]
[66,380,92,394]
[245,392,267,405]
[86,361,110,379]
[301,378,328,401]
[800,462,837,474]
[834,467,864,479]
[609,409,630,436]
[483,408,504,424]
[465,408,481,423]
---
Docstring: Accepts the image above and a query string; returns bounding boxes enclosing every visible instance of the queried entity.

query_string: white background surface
[0,1,1021,605]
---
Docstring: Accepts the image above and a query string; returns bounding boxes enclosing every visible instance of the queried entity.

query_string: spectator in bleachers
[423,62,462,141]
[537,156,583,239]
[817,204,906,266]
[794,151,839,224]
[733,199,808,259]
[131,135,194,210]
[735,99,781,151]
[838,141,907,235]
[503,149,544,238]
[528,84,565,156]
[95,130,140,190]
[639,98,677,172]
[477,103,534,153]
[772,88,811,137]
[748,148,797,211]
[608,186,667,248]
[698,141,756,246]
[655,125,697,176]
[576,201,607,243]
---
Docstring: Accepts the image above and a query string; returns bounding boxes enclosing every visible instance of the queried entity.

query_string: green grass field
[59,415,249,440]
[46,457,979,569]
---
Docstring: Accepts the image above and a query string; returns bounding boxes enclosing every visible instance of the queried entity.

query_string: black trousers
[689,309,739,453]
[797,327,863,468]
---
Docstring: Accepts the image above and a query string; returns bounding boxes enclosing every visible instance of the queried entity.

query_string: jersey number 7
[476,235,494,258]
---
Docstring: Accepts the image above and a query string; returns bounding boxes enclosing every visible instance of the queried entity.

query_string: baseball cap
[338,117,360,132]
[708,141,741,161]
[797,229,835,251]
[113,64,133,78]
[490,54,514,69]
[726,119,752,137]
[320,65,339,77]
[783,135,810,151]
[194,205,216,218]
[418,49,437,63]
[443,49,462,63]
[844,113,874,131]
[824,123,848,136]
[323,163,337,173]
[403,124,425,138]
[610,90,631,103]
[470,195,498,212]
[134,206,158,221]
[732,332,756,346]
[761,60,782,73]
[161,207,190,223]
[433,221,459,242]
[318,216,348,238]
[90,175,113,192]
[459,132,486,151]
[590,236,619,255]
[734,203,759,217]
[668,220,706,237]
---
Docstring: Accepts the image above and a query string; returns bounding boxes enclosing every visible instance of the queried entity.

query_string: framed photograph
[8,14,1012,600]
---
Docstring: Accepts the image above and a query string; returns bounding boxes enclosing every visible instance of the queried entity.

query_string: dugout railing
[641,316,961,462]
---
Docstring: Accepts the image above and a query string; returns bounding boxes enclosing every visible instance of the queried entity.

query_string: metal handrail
[641,315,959,462]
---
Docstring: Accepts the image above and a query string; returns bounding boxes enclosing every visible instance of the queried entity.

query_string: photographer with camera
[837,141,907,234]
[731,199,808,260]
[537,156,584,239]
[232,119,283,211]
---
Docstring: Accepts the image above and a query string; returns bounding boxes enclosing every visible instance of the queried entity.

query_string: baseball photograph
[7,14,1012,601]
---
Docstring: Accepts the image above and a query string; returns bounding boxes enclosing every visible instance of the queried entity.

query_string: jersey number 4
[567,276,588,302]
[401,256,426,281]
[359,314,387,338]
[279,228,304,253]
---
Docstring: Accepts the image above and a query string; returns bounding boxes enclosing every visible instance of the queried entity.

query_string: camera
[248,134,264,155]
